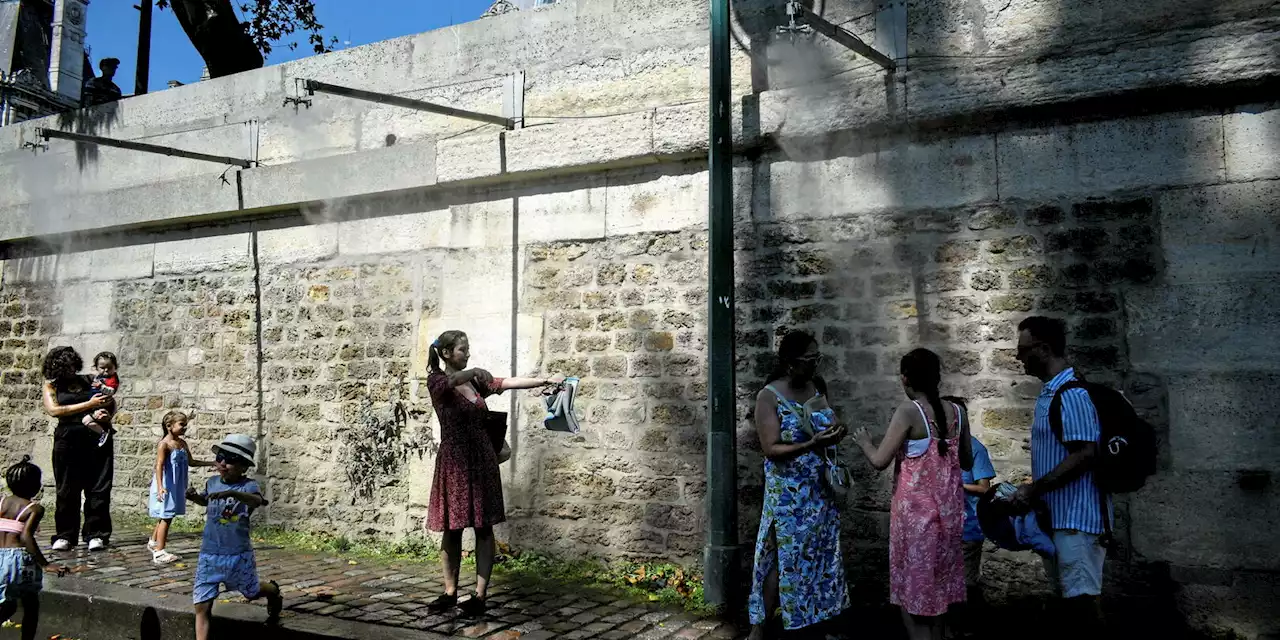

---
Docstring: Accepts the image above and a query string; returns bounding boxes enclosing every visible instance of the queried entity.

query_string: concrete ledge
[240,142,439,211]
[505,112,657,174]
[56,245,156,283]
[0,173,242,242]
[4,82,1280,251]
[38,575,448,640]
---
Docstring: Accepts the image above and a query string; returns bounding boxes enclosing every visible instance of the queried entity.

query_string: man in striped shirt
[1012,316,1108,635]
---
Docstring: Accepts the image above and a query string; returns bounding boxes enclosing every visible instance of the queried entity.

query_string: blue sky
[86,0,495,93]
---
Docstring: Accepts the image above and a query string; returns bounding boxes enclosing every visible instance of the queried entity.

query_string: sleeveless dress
[425,372,507,532]
[748,386,849,630]
[149,447,189,519]
[890,401,966,616]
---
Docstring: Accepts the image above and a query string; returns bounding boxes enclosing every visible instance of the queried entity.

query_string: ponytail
[428,330,467,373]
[899,348,950,456]
[924,388,950,456]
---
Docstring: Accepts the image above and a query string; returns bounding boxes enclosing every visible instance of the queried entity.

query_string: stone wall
[0,266,59,462]
[509,225,711,558]
[1,0,1279,636]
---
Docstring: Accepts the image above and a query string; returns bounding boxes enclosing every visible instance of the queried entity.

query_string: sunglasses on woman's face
[796,354,824,365]
[215,452,248,466]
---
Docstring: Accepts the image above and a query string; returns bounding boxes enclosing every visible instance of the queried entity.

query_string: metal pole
[134,1,152,95]
[36,128,254,168]
[303,79,515,129]
[704,0,738,610]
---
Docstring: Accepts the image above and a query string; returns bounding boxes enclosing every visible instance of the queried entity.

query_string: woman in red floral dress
[424,330,562,617]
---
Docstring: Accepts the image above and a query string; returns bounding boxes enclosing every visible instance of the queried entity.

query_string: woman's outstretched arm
[500,375,564,391]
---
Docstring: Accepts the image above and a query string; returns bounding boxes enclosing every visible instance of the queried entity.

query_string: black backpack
[1049,379,1158,494]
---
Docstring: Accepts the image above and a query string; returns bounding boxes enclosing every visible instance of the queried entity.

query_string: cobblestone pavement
[45,532,739,640]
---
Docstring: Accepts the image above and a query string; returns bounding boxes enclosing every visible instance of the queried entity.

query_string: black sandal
[459,593,486,617]
[426,593,458,613]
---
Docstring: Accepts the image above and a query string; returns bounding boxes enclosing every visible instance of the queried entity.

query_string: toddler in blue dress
[148,411,213,564]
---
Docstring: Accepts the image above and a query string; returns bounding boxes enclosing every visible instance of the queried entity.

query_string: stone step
[31,575,449,640]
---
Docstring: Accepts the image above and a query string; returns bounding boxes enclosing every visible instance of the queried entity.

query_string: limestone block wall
[1,0,1279,636]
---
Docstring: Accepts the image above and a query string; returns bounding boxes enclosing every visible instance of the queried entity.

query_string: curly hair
[41,346,84,382]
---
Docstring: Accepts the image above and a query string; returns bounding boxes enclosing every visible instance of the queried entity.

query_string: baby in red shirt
[83,351,120,448]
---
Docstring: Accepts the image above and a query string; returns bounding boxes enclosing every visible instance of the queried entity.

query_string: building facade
[0,0,86,124]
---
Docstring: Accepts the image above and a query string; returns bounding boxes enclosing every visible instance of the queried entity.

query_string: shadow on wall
[54,99,121,171]
[719,0,1229,620]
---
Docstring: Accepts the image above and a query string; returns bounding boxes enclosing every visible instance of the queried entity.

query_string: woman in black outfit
[40,347,113,551]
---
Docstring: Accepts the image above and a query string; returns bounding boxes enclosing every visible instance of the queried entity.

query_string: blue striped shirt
[1030,368,1112,534]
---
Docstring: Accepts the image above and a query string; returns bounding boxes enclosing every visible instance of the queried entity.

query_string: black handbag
[482,410,508,453]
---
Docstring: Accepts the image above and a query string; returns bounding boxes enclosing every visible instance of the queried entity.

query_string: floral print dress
[426,371,507,532]
[889,401,966,616]
[748,386,850,630]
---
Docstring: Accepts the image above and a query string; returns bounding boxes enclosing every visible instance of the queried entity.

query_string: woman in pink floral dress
[854,349,972,640]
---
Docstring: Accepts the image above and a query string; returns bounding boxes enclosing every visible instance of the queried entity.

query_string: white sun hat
[212,433,257,466]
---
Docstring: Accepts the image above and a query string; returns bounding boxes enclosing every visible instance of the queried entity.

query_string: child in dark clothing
[944,396,997,639]
[83,352,120,448]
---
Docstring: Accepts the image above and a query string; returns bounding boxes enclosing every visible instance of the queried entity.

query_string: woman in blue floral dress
[748,331,850,639]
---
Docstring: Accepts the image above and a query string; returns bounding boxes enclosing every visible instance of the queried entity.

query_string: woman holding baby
[40,346,117,552]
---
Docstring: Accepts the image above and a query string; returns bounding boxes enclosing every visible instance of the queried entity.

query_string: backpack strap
[1047,378,1116,547]
[1047,379,1087,444]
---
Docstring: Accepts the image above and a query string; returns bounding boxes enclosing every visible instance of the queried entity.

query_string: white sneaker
[152,550,180,564]
[87,538,106,551]
[51,539,72,551]
[147,538,158,551]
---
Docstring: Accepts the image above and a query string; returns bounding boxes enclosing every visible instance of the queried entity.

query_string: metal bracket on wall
[874,0,907,67]
[778,0,899,71]
[283,78,313,110]
[301,79,517,130]
[503,71,525,130]
[35,128,255,168]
